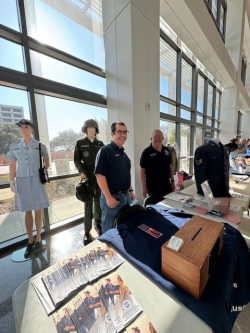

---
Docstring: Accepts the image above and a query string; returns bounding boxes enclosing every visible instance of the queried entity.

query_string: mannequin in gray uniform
[74,119,104,244]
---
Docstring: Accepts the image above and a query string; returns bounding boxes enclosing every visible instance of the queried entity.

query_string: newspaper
[32,243,124,314]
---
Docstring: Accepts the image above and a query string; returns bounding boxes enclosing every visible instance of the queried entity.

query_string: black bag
[39,143,49,184]
[76,179,93,202]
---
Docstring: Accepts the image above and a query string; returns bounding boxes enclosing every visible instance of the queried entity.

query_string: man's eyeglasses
[115,130,129,135]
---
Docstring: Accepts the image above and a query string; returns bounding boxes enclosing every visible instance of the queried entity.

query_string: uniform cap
[82,119,99,134]
[16,119,34,127]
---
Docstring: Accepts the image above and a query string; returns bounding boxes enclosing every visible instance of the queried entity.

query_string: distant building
[0,104,24,124]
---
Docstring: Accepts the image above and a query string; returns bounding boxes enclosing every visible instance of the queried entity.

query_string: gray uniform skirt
[15,176,50,212]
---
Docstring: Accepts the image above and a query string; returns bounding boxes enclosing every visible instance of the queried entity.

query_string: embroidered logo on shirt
[149,153,157,157]
[195,159,203,165]
[83,151,89,157]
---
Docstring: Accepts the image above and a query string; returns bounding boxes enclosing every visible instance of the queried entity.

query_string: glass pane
[206,118,212,126]
[160,120,176,145]
[47,176,84,225]
[197,74,205,113]
[30,51,106,95]
[207,84,213,117]
[0,0,20,31]
[215,91,220,120]
[220,5,225,34]
[0,38,25,72]
[197,115,203,124]
[25,0,105,69]
[195,127,203,148]
[160,101,176,116]
[35,94,108,178]
[0,86,30,183]
[160,39,177,100]
[180,124,191,173]
[181,109,191,120]
[212,0,218,19]
[181,59,192,107]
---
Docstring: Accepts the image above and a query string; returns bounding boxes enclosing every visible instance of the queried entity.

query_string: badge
[195,159,202,165]
[149,153,156,157]
[83,151,89,157]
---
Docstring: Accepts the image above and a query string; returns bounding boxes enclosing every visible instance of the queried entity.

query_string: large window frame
[204,0,227,40]
[160,30,222,174]
[0,0,106,249]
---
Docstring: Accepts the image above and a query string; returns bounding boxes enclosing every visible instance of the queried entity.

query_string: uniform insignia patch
[83,151,89,157]
[164,150,170,156]
[195,159,202,165]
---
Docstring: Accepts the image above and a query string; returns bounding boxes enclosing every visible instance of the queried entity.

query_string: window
[180,109,191,121]
[205,0,227,39]
[0,0,20,31]
[195,127,203,148]
[25,0,105,69]
[34,94,107,225]
[181,59,192,107]
[30,51,106,95]
[160,120,176,145]
[197,115,203,124]
[160,39,177,100]
[0,38,25,72]
[180,124,191,173]
[197,74,205,113]
[160,101,176,116]
[215,91,220,120]
[207,84,214,117]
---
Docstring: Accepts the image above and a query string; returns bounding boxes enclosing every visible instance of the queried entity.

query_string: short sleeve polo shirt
[95,141,131,193]
[140,144,172,195]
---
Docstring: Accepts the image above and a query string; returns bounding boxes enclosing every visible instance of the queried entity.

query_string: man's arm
[96,174,119,208]
[140,167,148,198]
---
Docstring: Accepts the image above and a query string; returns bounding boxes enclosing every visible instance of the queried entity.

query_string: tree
[0,124,20,155]
[50,129,82,151]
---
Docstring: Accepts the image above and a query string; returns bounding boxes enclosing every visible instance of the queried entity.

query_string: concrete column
[102,0,160,202]
[225,0,245,70]
[220,86,238,142]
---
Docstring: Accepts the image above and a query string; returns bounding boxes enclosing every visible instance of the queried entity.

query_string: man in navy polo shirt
[95,121,136,232]
[140,129,175,204]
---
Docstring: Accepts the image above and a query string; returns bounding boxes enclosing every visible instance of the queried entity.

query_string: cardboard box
[161,216,224,299]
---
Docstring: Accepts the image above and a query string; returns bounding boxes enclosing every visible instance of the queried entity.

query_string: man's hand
[129,191,136,200]
[142,185,148,198]
[10,180,16,193]
[106,196,119,209]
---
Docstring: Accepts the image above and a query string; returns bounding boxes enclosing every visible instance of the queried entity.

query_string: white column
[220,87,238,143]
[102,0,160,202]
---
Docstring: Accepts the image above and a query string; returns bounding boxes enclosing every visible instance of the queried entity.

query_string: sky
[0,0,107,139]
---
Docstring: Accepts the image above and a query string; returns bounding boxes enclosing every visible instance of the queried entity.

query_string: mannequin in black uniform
[194,139,230,197]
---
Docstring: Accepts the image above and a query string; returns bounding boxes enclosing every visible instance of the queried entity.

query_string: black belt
[111,190,128,195]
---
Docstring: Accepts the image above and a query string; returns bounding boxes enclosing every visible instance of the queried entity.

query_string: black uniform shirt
[74,137,104,180]
[194,140,230,197]
[95,141,131,193]
[140,144,172,196]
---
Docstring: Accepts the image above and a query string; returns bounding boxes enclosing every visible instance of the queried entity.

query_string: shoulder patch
[195,159,203,165]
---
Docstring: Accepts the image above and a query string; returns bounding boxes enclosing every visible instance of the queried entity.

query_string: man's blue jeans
[100,193,129,233]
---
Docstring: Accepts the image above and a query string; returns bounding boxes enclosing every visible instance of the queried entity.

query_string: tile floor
[0,222,249,333]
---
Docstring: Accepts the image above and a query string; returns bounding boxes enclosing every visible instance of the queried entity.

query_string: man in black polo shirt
[95,121,136,232]
[140,129,175,204]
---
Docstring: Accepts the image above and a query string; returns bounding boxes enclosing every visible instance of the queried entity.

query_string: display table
[12,240,212,333]
[180,183,250,211]
[229,175,250,195]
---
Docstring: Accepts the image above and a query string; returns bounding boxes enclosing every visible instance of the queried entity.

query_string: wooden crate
[161,215,224,299]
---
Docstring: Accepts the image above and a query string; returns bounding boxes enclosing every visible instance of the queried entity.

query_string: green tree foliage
[0,124,20,155]
[50,129,82,151]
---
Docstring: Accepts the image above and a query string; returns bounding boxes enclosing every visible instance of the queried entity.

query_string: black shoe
[34,241,43,253]
[24,242,34,258]
[83,233,93,246]
[94,224,102,236]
